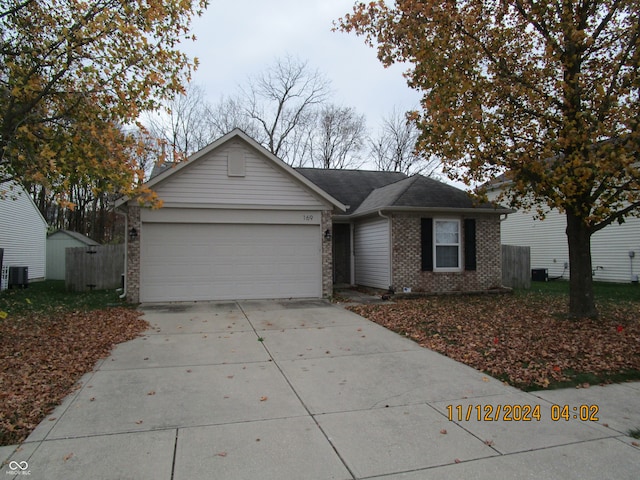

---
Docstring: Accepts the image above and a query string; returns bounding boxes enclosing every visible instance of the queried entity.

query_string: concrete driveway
[2,299,639,479]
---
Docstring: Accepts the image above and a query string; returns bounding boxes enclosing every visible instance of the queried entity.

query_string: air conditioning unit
[8,266,28,289]
[531,268,548,282]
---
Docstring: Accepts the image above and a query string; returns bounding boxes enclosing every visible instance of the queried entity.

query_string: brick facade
[126,205,141,304]
[391,213,502,294]
[321,210,334,298]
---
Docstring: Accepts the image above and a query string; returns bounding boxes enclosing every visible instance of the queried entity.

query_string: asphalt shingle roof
[295,168,408,214]
[297,168,504,215]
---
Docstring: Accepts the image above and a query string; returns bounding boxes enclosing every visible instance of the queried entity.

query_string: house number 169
[303,215,314,221]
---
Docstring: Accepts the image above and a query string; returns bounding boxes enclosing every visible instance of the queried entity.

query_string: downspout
[115,208,127,299]
[378,210,393,291]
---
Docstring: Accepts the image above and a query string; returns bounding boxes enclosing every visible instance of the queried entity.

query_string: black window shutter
[464,218,477,271]
[421,218,433,271]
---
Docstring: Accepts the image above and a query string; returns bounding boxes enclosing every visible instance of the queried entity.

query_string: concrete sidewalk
[2,300,639,479]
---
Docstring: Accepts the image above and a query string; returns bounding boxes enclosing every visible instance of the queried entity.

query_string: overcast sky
[182,0,421,134]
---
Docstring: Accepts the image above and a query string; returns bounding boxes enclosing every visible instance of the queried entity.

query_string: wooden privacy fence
[502,244,531,289]
[65,244,124,292]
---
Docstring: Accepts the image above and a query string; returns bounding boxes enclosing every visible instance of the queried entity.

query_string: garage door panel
[140,223,321,302]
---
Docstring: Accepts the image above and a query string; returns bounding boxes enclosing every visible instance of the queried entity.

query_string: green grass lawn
[523,279,640,303]
[0,280,127,318]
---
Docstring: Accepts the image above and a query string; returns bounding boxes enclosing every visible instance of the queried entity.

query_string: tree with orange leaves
[339,0,640,318]
[0,0,209,207]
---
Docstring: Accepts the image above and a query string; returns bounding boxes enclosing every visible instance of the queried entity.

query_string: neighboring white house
[0,181,48,285]
[487,183,640,284]
[46,230,100,280]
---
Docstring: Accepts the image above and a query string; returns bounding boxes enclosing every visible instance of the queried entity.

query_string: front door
[332,223,351,284]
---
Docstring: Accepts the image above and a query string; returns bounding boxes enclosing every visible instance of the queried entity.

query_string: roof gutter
[347,205,515,220]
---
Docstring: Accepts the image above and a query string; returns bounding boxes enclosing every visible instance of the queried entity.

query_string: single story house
[46,230,100,280]
[116,129,510,303]
[0,181,48,288]
[486,179,640,283]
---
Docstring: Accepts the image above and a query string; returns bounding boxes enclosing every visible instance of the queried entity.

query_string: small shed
[46,230,100,280]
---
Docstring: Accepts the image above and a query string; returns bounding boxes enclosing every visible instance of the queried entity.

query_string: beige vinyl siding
[153,141,324,208]
[0,182,48,280]
[489,189,640,283]
[140,208,323,225]
[354,217,390,289]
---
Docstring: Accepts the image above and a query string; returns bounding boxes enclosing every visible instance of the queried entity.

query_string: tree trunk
[566,212,598,318]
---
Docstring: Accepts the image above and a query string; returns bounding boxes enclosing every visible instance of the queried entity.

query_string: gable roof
[117,130,508,215]
[48,230,99,246]
[115,129,346,211]
[296,168,408,214]
[354,175,507,215]
[297,169,511,217]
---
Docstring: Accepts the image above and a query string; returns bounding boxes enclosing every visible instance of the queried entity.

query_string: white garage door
[141,223,321,302]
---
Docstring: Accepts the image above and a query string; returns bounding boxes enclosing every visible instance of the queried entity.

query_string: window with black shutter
[464,218,477,271]
[421,218,433,271]
[422,217,476,272]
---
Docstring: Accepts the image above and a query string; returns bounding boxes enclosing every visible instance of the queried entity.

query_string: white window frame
[433,218,462,272]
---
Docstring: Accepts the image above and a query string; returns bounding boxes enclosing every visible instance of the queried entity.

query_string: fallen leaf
[215,452,227,457]
[454,458,461,463]
[89,397,96,402]
[135,420,143,424]
[484,439,494,446]
[147,391,156,396]
[63,453,73,462]
[631,441,639,447]
[346,294,640,391]
[260,396,268,402]
[440,429,447,434]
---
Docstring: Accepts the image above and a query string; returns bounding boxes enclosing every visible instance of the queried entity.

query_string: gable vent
[228,146,246,177]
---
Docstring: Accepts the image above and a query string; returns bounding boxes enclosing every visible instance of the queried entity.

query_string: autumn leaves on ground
[2,283,639,447]
[0,284,148,446]
[349,288,640,391]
